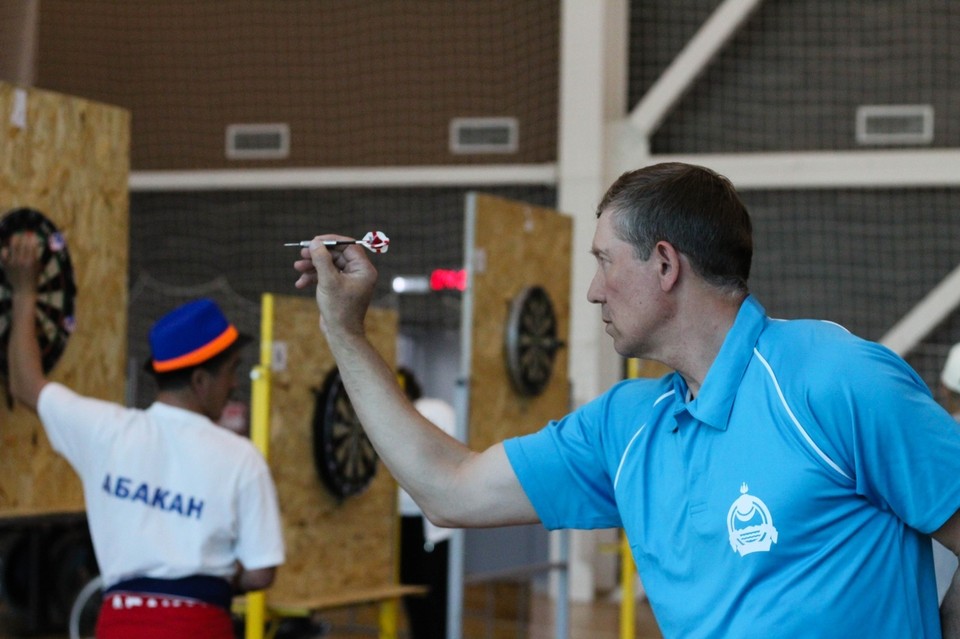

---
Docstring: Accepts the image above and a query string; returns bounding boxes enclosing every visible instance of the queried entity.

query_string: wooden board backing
[0,82,130,516]
[267,294,400,604]
[467,193,572,451]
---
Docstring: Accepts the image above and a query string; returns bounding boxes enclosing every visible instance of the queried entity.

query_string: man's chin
[609,333,642,360]
[607,331,629,356]
[613,343,633,358]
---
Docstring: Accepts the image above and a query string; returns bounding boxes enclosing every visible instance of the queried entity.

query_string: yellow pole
[379,598,399,639]
[245,293,275,639]
[619,358,640,639]
[619,530,635,639]
[378,372,404,639]
[378,515,400,639]
[251,293,274,457]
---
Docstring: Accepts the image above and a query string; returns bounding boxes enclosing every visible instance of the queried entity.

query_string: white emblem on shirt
[727,482,779,556]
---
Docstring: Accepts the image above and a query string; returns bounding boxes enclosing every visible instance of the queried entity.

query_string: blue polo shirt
[504,296,960,638]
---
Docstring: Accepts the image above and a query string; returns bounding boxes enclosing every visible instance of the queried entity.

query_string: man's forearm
[232,565,276,593]
[303,241,537,528]
[325,328,538,527]
[327,330,471,514]
[9,291,46,410]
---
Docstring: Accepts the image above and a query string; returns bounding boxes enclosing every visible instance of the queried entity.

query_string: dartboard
[504,285,565,397]
[0,208,78,377]
[312,368,378,500]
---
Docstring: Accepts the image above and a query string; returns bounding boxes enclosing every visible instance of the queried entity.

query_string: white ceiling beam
[880,264,960,356]
[608,135,960,189]
[629,0,764,138]
[129,164,558,192]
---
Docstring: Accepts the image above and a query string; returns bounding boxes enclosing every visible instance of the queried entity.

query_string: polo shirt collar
[674,295,767,431]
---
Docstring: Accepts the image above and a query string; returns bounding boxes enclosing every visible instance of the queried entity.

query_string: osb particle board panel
[0,83,130,516]
[466,193,571,451]
[267,294,399,605]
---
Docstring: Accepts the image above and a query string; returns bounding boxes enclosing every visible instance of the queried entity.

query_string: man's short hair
[596,162,753,293]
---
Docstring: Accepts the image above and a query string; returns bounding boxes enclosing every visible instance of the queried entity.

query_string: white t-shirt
[934,409,960,603]
[38,383,285,589]
[933,539,958,604]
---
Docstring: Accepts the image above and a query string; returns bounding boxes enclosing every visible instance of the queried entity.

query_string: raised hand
[293,235,379,339]
[1,232,42,294]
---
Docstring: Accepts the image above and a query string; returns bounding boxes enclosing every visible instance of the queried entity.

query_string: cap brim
[144,331,256,373]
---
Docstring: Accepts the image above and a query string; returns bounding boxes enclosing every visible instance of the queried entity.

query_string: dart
[284,231,390,254]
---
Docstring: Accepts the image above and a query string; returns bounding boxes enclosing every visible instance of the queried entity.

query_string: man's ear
[190,367,210,396]
[654,241,682,291]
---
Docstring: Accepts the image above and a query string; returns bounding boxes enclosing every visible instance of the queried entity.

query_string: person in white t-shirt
[2,232,284,639]
[397,367,456,639]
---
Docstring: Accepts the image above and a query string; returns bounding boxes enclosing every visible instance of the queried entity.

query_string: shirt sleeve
[810,339,960,533]
[233,453,285,570]
[504,394,621,530]
[36,382,128,470]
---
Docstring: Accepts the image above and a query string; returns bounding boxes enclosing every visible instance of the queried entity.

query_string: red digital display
[430,269,467,291]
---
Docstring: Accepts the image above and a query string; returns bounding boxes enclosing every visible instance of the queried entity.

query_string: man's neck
[155,390,205,416]
[669,290,746,398]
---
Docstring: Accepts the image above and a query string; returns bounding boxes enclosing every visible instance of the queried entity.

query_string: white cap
[941,343,960,393]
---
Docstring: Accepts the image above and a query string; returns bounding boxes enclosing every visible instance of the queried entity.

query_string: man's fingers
[293,258,316,274]
[7,232,40,262]
[293,235,366,290]
[294,272,318,289]
[5,235,33,266]
[308,239,353,285]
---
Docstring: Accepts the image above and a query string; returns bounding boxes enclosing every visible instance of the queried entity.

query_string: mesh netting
[746,187,960,391]
[126,186,556,408]
[630,0,960,152]
[26,1,560,407]
[13,0,960,401]
[35,1,559,170]
[629,0,960,391]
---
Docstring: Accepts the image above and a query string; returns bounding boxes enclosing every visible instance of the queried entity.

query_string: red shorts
[96,591,234,639]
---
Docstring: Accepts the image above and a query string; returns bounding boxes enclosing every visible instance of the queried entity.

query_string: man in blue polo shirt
[293,162,960,638]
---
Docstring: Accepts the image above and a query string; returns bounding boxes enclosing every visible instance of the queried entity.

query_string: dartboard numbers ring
[312,368,378,500]
[0,208,78,378]
[504,285,564,397]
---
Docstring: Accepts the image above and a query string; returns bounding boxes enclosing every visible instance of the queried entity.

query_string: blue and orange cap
[147,299,249,373]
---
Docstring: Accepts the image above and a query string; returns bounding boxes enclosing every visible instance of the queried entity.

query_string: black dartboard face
[312,368,378,500]
[0,208,78,377]
[504,285,564,397]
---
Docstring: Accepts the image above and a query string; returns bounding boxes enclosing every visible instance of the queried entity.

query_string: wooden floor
[528,593,662,639]
[3,581,663,639]
[318,581,664,639]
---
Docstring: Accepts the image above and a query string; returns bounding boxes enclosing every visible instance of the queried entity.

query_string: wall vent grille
[449,117,518,154]
[226,123,290,159]
[855,105,933,145]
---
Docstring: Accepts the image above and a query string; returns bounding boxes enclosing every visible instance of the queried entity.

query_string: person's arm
[231,563,276,593]
[1,233,47,411]
[294,236,538,528]
[935,508,960,637]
